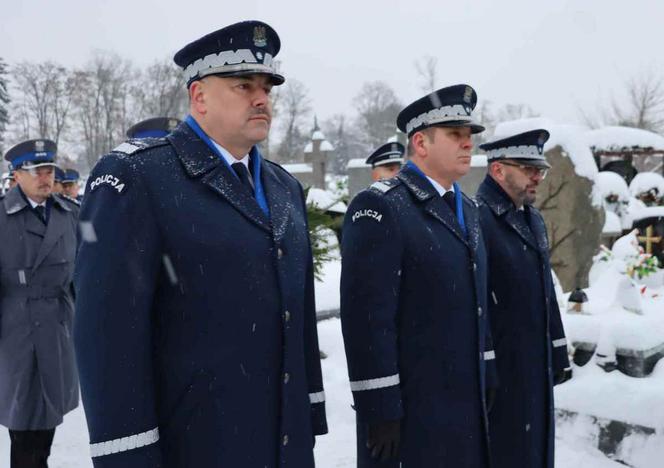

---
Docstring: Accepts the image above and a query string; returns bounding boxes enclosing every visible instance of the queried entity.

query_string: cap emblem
[253,26,267,47]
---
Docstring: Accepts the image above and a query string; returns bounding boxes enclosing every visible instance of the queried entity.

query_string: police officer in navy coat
[74,21,327,468]
[476,130,570,468]
[0,140,79,468]
[366,142,404,182]
[341,84,498,467]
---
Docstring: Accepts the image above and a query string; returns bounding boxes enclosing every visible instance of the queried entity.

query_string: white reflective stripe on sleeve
[484,350,496,360]
[90,427,159,458]
[552,338,568,348]
[309,391,325,404]
[350,374,400,392]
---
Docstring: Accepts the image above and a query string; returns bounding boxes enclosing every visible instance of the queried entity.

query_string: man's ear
[189,80,206,115]
[489,161,503,180]
[411,132,428,159]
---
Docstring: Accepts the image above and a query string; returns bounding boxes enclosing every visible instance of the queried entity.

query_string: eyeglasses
[499,161,548,179]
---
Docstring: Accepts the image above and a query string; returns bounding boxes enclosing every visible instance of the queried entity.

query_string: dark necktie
[231,162,254,197]
[34,205,46,224]
[442,191,456,218]
[515,209,533,234]
[515,209,529,227]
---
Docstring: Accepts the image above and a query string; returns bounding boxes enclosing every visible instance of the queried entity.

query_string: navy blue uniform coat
[477,176,569,468]
[341,164,497,467]
[74,122,327,468]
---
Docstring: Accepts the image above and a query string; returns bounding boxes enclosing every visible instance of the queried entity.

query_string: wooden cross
[637,225,663,254]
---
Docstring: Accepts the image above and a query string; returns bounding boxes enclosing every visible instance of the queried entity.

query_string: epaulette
[52,193,80,210]
[111,137,169,156]
[368,177,401,194]
[60,194,81,206]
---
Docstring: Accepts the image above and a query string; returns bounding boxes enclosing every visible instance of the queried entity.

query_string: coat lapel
[31,199,70,274]
[261,160,292,244]
[4,187,44,238]
[24,211,46,238]
[397,166,469,246]
[169,123,271,234]
[462,198,481,253]
[527,207,550,255]
[504,210,538,250]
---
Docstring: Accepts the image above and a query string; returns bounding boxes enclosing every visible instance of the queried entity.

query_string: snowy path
[0,317,626,467]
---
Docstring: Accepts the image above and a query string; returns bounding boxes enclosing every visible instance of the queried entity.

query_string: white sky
[3,0,664,130]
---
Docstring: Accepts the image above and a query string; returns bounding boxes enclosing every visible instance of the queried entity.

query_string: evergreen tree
[304,187,337,281]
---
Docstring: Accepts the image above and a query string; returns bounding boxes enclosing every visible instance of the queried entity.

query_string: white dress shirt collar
[26,197,46,209]
[211,140,250,170]
[426,176,455,197]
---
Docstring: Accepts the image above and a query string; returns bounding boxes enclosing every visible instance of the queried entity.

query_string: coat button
[282,434,289,446]
[283,372,290,384]
[284,311,291,322]
[523,244,527,251]
[477,306,483,317]
[34,321,40,327]
[277,248,284,259]
[473,262,477,271]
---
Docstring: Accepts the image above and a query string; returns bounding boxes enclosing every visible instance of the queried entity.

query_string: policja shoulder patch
[89,173,126,194]
[351,208,383,223]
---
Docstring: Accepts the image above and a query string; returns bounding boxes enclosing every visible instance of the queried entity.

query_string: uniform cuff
[310,401,328,435]
[552,338,570,372]
[91,440,162,468]
[352,384,403,424]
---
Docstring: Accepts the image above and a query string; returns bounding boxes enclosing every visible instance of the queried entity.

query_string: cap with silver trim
[479,129,551,169]
[174,20,284,87]
[397,84,485,137]
[366,142,405,168]
[4,139,57,170]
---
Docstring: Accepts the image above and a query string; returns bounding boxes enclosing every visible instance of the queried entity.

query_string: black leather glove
[367,420,401,462]
[486,387,497,413]
[554,368,572,385]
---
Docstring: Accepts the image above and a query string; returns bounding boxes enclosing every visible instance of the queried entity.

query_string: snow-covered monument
[281,122,335,191]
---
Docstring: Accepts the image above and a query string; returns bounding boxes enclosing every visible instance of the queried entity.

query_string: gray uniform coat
[0,186,79,430]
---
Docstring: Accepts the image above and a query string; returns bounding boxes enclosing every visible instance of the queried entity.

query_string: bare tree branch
[414,56,438,94]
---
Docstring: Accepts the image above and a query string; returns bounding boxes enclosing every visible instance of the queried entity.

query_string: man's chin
[455,164,472,179]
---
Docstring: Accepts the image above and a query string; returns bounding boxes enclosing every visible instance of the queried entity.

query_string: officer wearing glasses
[476,129,570,468]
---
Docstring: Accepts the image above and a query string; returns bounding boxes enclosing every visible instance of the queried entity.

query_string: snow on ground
[0,316,635,468]
[561,285,664,352]
[603,211,622,234]
[555,358,664,431]
[631,205,664,221]
[0,402,92,468]
[315,248,341,313]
